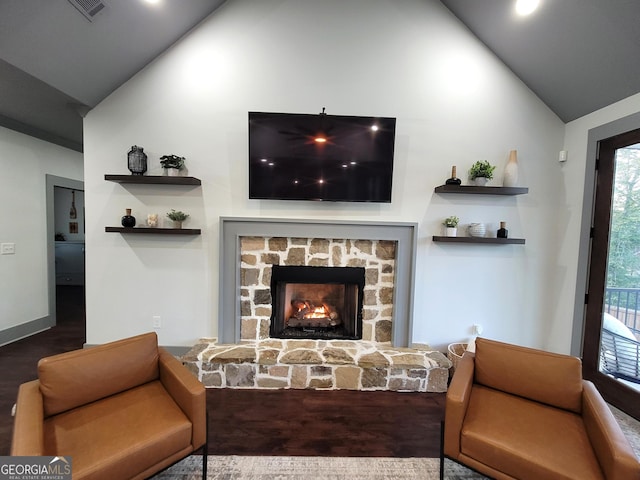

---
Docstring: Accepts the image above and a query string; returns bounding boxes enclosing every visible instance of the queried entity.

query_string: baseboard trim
[0,315,55,347]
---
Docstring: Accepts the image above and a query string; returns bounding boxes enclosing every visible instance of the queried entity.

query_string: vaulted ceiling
[1,0,639,152]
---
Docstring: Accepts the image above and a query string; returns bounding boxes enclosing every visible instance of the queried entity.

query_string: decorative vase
[445,166,462,186]
[121,208,136,228]
[445,227,457,237]
[503,150,519,187]
[497,221,508,238]
[474,177,489,186]
[127,146,147,175]
[166,168,181,177]
[468,223,486,237]
[173,220,183,229]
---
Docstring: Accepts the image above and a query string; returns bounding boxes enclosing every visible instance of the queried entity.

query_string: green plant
[160,154,185,170]
[469,160,496,180]
[443,216,459,228]
[166,209,189,222]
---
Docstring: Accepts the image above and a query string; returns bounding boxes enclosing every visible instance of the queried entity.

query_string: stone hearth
[182,339,451,392]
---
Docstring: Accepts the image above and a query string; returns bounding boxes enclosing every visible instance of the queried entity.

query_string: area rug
[152,456,487,480]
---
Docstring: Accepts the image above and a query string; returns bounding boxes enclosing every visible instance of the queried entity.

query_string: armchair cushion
[474,336,583,413]
[462,385,602,480]
[44,381,192,480]
[38,332,159,417]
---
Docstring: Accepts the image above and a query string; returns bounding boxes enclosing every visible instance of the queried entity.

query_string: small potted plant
[160,155,185,177]
[166,209,189,229]
[443,216,459,237]
[469,160,496,186]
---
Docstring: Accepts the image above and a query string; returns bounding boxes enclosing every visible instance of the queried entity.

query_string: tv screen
[248,111,396,202]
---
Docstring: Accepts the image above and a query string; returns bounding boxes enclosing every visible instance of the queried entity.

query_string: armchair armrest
[158,348,206,449]
[444,351,475,458]
[582,380,640,480]
[11,380,45,456]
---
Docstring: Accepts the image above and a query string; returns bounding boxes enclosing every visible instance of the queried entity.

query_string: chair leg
[439,420,445,480]
[202,447,207,480]
[202,412,209,480]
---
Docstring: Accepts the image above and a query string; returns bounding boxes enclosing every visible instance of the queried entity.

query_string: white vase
[474,177,489,186]
[468,223,486,237]
[167,168,181,177]
[503,150,519,187]
[445,227,457,237]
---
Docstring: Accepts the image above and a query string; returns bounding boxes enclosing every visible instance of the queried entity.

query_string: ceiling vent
[67,0,106,22]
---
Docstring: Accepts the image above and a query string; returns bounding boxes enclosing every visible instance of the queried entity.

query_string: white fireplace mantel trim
[219,217,418,347]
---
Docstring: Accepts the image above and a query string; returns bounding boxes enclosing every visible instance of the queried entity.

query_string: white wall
[0,126,83,339]
[84,0,567,350]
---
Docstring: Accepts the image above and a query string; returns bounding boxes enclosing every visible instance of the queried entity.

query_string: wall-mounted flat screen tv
[248,111,396,202]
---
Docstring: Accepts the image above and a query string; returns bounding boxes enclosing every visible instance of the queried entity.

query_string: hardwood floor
[0,287,445,457]
[206,389,444,457]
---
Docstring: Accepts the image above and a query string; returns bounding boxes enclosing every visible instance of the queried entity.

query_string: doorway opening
[47,175,85,343]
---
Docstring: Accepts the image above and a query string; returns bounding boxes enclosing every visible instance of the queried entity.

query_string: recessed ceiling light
[314,137,327,143]
[144,0,161,4]
[371,125,379,132]
[515,0,540,16]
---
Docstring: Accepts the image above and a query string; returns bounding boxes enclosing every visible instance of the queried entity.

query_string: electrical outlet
[472,324,483,335]
[1,243,15,255]
[152,315,161,329]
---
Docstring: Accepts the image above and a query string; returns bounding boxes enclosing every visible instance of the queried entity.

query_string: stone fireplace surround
[219,217,418,346]
[182,218,452,392]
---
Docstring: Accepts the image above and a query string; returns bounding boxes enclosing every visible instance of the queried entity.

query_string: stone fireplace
[181,218,452,392]
[218,218,419,346]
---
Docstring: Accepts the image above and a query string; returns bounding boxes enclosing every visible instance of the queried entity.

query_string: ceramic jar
[468,223,486,237]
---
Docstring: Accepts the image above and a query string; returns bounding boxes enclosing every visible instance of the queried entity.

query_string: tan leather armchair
[11,332,207,480]
[442,337,640,480]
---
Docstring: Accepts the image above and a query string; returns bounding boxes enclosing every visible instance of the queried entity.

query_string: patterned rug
[152,406,640,479]
[152,456,485,480]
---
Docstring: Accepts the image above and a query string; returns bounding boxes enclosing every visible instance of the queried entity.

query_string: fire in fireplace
[270,265,365,340]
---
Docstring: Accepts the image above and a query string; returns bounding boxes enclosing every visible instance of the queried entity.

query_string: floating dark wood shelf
[434,185,528,195]
[106,227,201,235]
[105,174,201,186]
[432,236,525,245]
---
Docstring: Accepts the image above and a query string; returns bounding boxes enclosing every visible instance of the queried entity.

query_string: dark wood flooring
[1,286,445,457]
[207,389,444,457]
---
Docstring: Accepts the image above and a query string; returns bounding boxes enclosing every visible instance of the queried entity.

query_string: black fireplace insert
[269,265,365,340]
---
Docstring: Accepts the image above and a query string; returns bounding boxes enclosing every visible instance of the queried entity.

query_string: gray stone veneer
[239,236,396,343]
